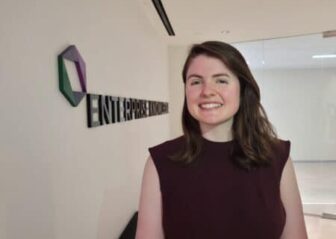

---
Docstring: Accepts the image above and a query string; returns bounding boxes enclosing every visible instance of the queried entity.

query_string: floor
[294,162,336,239]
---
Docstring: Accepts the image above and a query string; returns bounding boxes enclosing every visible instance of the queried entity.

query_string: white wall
[168,46,189,138]
[168,46,336,161]
[0,0,169,239]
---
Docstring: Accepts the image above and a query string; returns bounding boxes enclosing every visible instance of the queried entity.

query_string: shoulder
[271,138,291,176]
[273,139,291,159]
[148,135,185,174]
[149,135,185,156]
[150,135,185,149]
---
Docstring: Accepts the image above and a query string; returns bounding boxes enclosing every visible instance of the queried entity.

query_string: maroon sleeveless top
[149,136,290,239]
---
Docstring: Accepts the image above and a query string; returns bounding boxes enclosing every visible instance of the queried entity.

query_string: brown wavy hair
[171,41,278,170]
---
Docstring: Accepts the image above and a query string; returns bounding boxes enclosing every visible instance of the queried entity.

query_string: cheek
[232,88,241,110]
[185,89,199,116]
[224,86,240,107]
[185,88,198,104]
[185,89,192,111]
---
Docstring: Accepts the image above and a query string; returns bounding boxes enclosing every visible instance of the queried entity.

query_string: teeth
[200,103,223,109]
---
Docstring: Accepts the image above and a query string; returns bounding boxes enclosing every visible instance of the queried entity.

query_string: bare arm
[280,156,308,239]
[135,156,164,239]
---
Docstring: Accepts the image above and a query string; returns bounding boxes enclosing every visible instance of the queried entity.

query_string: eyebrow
[213,73,230,78]
[187,73,230,80]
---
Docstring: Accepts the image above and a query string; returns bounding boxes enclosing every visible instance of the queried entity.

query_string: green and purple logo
[57,45,168,128]
[58,45,87,107]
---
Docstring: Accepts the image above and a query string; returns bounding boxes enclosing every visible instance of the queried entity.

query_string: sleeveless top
[149,136,291,239]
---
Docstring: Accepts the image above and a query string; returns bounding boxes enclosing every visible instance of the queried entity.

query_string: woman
[135,41,307,239]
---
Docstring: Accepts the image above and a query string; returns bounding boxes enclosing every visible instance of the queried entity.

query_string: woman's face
[185,54,241,132]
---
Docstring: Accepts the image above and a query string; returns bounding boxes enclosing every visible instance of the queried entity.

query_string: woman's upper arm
[135,156,164,239]
[280,156,308,239]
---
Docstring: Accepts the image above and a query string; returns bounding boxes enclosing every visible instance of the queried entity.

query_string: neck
[200,119,233,142]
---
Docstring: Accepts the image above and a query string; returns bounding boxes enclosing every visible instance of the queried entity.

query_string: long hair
[170,41,278,170]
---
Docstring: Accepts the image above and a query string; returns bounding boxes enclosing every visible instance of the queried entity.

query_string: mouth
[199,103,223,110]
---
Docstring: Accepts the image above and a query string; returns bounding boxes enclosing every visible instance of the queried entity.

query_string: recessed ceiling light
[312,54,336,59]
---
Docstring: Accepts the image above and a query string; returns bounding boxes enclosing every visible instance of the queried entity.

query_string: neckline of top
[201,135,235,146]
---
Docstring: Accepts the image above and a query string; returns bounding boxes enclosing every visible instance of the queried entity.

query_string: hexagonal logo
[58,45,87,107]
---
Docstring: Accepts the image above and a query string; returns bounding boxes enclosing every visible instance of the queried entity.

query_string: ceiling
[138,0,336,45]
[233,33,336,69]
[137,0,336,69]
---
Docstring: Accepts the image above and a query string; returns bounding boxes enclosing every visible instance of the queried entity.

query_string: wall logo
[58,45,87,106]
[58,45,169,128]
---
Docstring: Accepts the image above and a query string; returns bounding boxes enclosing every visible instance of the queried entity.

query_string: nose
[200,82,215,97]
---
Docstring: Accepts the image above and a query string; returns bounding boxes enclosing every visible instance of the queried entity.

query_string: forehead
[186,54,233,77]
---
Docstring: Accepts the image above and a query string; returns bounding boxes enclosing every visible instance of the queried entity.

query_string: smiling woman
[135,41,308,239]
[185,55,241,139]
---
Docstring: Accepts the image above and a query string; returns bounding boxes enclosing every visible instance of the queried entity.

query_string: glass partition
[233,33,336,220]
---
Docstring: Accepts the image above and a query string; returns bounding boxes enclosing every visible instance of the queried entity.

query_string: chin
[198,117,233,127]
[199,120,226,127]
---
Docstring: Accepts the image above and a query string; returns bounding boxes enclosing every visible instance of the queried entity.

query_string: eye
[190,79,201,85]
[216,79,228,84]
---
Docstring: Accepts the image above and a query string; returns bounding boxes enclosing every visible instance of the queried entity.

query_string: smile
[199,103,223,109]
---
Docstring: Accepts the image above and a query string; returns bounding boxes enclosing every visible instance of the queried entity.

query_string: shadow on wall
[119,212,138,239]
